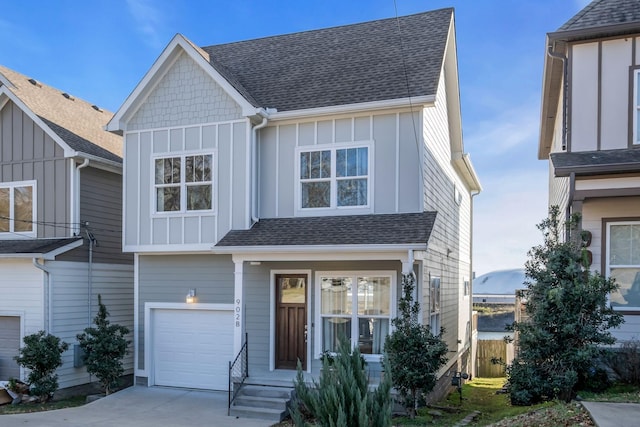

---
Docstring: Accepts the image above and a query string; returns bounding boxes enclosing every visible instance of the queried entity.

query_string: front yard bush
[14,331,68,402]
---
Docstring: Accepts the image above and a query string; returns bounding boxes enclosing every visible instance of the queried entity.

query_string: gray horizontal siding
[137,254,235,370]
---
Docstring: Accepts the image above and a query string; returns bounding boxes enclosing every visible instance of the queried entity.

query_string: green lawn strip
[0,395,86,415]
[578,383,640,403]
[393,377,555,426]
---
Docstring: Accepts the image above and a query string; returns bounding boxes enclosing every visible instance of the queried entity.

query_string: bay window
[318,272,393,357]
[607,221,640,310]
[0,181,35,236]
[154,153,213,213]
[299,145,369,210]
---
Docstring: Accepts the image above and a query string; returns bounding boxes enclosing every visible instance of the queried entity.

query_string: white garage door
[0,316,20,380]
[152,308,233,390]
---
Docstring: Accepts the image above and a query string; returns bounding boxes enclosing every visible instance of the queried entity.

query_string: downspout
[547,43,568,151]
[567,172,576,241]
[469,189,480,376]
[32,258,52,334]
[85,229,97,326]
[75,159,90,235]
[251,111,269,224]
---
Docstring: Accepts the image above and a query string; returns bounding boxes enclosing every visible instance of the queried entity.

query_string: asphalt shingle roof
[0,65,122,162]
[202,9,453,112]
[550,148,640,176]
[0,237,82,255]
[216,212,437,247]
[557,0,640,32]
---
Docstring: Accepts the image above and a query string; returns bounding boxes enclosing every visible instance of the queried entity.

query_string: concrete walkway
[0,386,274,427]
[582,401,640,427]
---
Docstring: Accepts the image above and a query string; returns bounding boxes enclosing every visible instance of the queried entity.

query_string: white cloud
[126,0,165,49]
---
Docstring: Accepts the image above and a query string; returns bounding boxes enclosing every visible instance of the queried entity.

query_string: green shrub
[77,294,130,395]
[290,337,392,427]
[605,339,640,386]
[14,331,68,402]
[384,273,448,417]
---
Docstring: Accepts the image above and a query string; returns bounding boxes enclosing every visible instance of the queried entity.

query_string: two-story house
[0,66,133,390]
[539,0,640,342]
[107,7,480,407]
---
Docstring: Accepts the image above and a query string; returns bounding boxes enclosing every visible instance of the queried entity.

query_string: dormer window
[0,181,36,236]
[298,144,370,211]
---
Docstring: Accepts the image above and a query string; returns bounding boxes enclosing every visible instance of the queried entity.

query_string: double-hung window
[607,221,640,310]
[430,276,441,336]
[0,181,35,236]
[155,154,213,213]
[318,272,393,358]
[299,145,369,210]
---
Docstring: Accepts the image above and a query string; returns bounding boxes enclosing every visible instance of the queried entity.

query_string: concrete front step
[229,384,293,422]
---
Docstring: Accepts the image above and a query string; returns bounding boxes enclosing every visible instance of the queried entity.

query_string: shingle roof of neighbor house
[201,8,453,112]
[216,212,437,247]
[0,65,122,163]
[558,0,640,32]
[550,148,640,176]
[0,237,82,256]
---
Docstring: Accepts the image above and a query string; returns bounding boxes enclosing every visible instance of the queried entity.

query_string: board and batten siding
[257,110,423,218]
[60,166,132,264]
[0,100,71,238]
[569,38,634,151]
[136,254,234,371]
[46,260,134,389]
[123,51,249,251]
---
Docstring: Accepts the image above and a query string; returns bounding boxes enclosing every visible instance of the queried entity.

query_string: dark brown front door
[275,274,307,369]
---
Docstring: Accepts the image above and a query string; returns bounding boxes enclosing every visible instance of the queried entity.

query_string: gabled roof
[0,237,83,259]
[216,212,437,249]
[550,148,640,176]
[539,0,640,159]
[0,65,122,163]
[202,9,453,112]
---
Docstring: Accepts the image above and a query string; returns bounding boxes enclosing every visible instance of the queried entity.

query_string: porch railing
[228,332,248,415]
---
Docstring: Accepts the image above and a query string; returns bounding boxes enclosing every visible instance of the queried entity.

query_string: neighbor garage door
[0,316,20,380]
[151,308,233,390]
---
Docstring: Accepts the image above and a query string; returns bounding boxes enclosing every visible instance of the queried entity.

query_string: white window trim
[430,275,441,335]
[606,220,640,311]
[295,141,373,216]
[314,270,396,363]
[151,150,216,216]
[0,180,37,238]
[634,69,640,145]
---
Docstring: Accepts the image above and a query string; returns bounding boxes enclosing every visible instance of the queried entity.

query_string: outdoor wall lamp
[186,289,196,304]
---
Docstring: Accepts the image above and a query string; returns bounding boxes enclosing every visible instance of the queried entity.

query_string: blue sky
[0,0,591,275]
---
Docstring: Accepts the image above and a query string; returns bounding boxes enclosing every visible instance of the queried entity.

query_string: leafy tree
[77,294,130,395]
[384,273,448,418]
[14,331,68,402]
[507,206,624,405]
[290,337,392,427]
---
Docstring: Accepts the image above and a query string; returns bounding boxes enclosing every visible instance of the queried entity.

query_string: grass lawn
[0,395,86,415]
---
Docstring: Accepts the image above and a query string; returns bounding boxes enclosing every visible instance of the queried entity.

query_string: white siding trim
[134,254,142,379]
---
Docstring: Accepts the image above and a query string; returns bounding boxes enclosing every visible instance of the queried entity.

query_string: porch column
[233,257,245,356]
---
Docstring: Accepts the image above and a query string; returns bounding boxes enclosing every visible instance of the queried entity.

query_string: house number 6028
[235,299,241,327]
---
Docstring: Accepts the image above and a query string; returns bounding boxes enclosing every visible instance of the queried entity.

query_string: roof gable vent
[27,78,41,87]
[61,92,75,101]
[91,105,103,112]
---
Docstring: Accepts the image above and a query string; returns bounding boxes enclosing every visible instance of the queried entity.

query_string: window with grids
[154,154,212,213]
[430,276,441,335]
[319,273,392,356]
[299,146,369,209]
[607,222,640,310]
[0,181,35,235]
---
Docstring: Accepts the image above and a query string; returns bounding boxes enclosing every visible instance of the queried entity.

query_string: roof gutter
[72,152,122,174]
[213,243,428,255]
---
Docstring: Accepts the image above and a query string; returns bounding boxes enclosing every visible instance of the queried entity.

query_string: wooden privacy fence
[477,339,513,377]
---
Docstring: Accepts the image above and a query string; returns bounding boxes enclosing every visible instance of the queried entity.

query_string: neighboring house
[539,0,640,342]
[0,66,134,389]
[107,7,480,403]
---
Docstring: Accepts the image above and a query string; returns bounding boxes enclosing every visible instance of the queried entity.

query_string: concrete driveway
[0,386,274,427]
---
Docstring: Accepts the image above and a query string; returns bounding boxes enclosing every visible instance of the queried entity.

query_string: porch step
[229,384,293,422]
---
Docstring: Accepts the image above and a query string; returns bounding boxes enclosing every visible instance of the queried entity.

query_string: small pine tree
[290,337,392,427]
[384,273,448,418]
[14,331,68,402]
[77,294,130,395]
[507,206,624,405]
